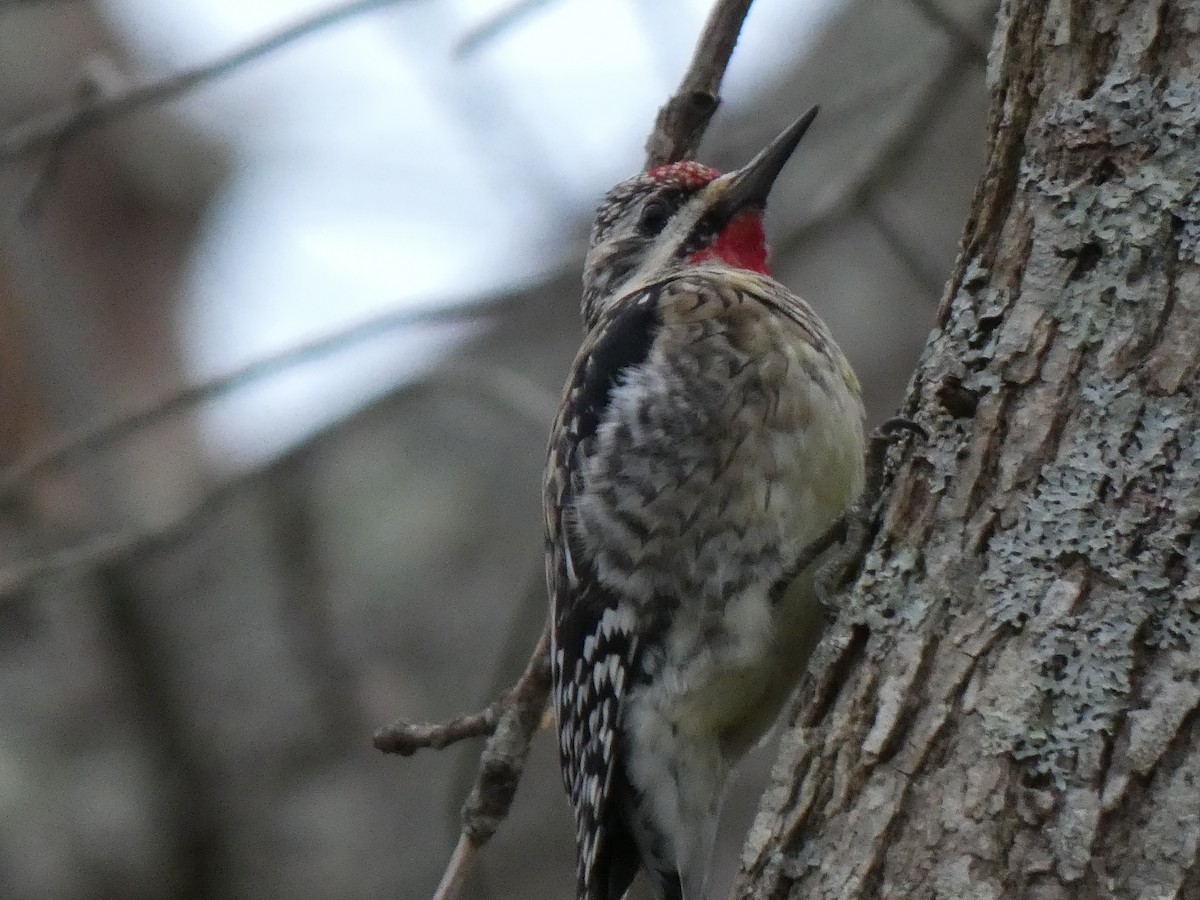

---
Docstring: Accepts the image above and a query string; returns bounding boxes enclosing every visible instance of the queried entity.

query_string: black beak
[712,105,818,224]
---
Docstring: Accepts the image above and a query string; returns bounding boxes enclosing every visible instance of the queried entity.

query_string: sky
[99,0,840,466]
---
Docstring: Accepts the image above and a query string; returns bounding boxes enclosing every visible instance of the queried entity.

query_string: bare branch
[459,0,754,163]
[643,0,755,168]
[0,303,487,504]
[0,354,547,603]
[449,625,552,900]
[0,453,266,599]
[375,620,551,900]
[374,704,502,755]
[431,833,478,900]
[453,0,558,57]
[907,0,990,64]
[776,42,973,258]
[458,623,551,838]
[0,0,84,7]
[436,362,558,428]
[0,530,131,597]
[0,0,411,165]
[862,199,947,300]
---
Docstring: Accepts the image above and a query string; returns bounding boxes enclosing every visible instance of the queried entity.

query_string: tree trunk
[737,2,1200,898]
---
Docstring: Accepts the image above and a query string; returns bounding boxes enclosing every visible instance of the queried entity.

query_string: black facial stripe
[681,214,720,257]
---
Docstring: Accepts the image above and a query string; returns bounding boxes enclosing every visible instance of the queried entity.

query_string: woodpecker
[544,107,865,900]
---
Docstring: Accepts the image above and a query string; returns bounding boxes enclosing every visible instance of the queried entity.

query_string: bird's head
[581,106,818,327]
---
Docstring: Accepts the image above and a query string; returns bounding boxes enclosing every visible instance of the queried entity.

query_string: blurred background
[0,0,993,897]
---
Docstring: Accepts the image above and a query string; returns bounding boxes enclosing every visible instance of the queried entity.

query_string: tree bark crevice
[738,2,1200,897]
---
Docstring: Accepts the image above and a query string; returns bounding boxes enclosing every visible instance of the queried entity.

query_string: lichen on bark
[738,2,1200,898]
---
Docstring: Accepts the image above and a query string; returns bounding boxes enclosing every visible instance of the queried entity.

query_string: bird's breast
[565,273,865,781]
[573,280,863,604]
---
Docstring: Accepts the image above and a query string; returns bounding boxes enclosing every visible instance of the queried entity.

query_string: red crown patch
[646,160,720,191]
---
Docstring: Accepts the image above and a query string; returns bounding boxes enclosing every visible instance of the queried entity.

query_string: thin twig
[439,567,553,834]
[377,621,551,900]
[0,0,410,164]
[0,303,486,503]
[453,0,558,57]
[0,354,548,602]
[434,624,552,900]
[0,449,271,599]
[0,530,131,597]
[863,199,947,300]
[0,0,83,7]
[776,42,972,258]
[906,0,990,64]
[431,833,478,900]
[374,703,503,756]
[372,621,551,749]
[643,0,755,168]
[436,362,558,427]
[459,623,551,843]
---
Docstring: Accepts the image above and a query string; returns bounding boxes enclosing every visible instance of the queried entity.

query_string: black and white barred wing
[544,289,661,900]
[546,460,642,900]
[550,578,640,900]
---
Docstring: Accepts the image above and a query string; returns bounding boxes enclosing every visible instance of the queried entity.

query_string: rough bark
[738,2,1200,899]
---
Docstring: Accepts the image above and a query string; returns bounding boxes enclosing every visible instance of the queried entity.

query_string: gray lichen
[974,369,1199,786]
[863,68,1200,789]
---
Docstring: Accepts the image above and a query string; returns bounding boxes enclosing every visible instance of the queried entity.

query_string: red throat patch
[689,210,770,274]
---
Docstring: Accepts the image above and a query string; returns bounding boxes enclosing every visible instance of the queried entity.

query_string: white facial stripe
[622,177,731,298]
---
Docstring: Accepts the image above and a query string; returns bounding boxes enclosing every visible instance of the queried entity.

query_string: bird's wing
[544,289,662,900]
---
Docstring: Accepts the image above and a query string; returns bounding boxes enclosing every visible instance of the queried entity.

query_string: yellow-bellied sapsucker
[544,108,865,900]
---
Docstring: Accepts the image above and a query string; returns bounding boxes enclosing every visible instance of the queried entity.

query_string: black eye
[637,199,671,236]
